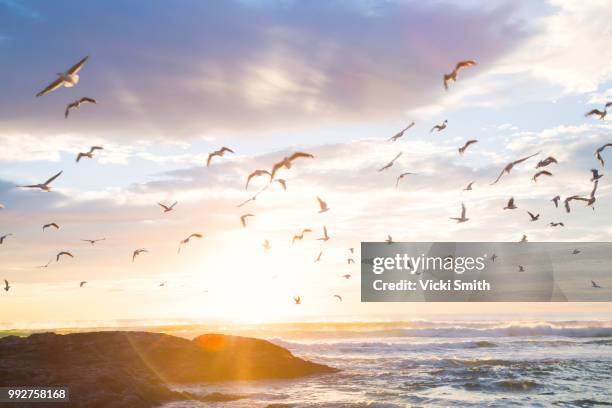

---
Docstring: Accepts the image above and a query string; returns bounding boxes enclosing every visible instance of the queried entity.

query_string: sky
[1,0,612,328]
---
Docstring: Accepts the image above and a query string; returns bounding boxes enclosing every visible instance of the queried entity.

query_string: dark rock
[0,331,337,407]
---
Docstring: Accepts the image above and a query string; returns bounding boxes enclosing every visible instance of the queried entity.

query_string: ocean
[163,320,612,407]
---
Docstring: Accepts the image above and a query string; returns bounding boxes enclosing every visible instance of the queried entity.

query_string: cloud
[0,0,527,139]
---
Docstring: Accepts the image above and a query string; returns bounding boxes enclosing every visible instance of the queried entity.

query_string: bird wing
[585,109,603,117]
[44,171,63,185]
[189,233,203,239]
[220,147,235,154]
[158,203,169,211]
[461,203,466,218]
[65,102,77,118]
[76,153,85,162]
[89,146,104,153]
[66,56,89,75]
[490,167,506,185]
[512,151,540,166]
[455,60,477,71]
[288,152,314,162]
[317,196,326,209]
[590,180,599,197]
[36,77,64,97]
[206,153,215,166]
[390,152,402,163]
[80,97,96,104]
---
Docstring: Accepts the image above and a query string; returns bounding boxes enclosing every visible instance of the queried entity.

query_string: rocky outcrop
[0,331,337,407]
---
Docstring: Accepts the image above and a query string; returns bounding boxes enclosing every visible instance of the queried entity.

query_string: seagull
[246,170,272,190]
[450,203,469,223]
[293,296,301,305]
[396,172,416,188]
[595,143,612,167]
[349,248,355,254]
[292,229,312,244]
[386,235,393,244]
[3,280,9,292]
[591,280,602,288]
[532,170,553,182]
[518,265,525,272]
[17,170,63,192]
[590,169,603,181]
[159,282,166,287]
[56,251,74,262]
[240,214,254,228]
[132,248,148,262]
[463,181,475,191]
[552,196,561,208]
[178,233,203,253]
[430,120,448,133]
[37,259,53,268]
[36,56,89,97]
[334,294,343,301]
[584,108,607,120]
[504,197,517,210]
[65,97,96,118]
[527,211,540,222]
[317,196,330,213]
[443,60,477,90]
[43,223,60,231]
[549,222,565,227]
[378,152,402,172]
[458,140,478,155]
[342,274,351,279]
[206,147,235,167]
[263,240,271,250]
[535,156,558,169]
[76,146,103,162]
[314,251,322,263]
[572,249,581,255]
[158,202,177,213]
[0,234,13,244]
[491,152,540,185]
[79,281,87,288]
[274,179,287,190]
[520,234,528,242]
[316,226,330,242]
[491,254,498,262]
[270,152,314,180]
[388,122,415,142]
[347,258,355,264]
[81,238,105,245]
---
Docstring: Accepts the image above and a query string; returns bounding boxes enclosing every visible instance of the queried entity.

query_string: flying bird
[178,233,203,253]
[386,235,393,244]
[584,108,607,120]
[595,143,612,167]
[263,240,271,250]
[3,280,9,292]
[490,254,498,262]
[378,152,402,172]
[590,169,603,181]
[430,120,448,133]
[349,248,354,254]
[79,281,87,288]
[347,258,355,264]
[17,170,63,192]
[274,179,287,191]
[591,280,602,288]
[56,251,74,262]
[240,214,254,228]
[572,249,581,255]
[158,202,177,213]
[293,296,301,305]
[76,146,103,163]
[334,294,343,302]
[549,222,565,227]
[396,172,416,188]
[314,251,322,263]
[520,235,528,242]
[43,223,60,231]
[518,265,525,273]
[0,234,13,244]
[132,248,148,262]
[81,238,105,245]
[463,181,475,191]
[206,147,235,167]
[246,170,272,190]
[504,197,517,210]
[552,195,561,208]
[527,211,540,221]
[535,156,558,169]
[65,97,96,118]
[458,140,478,155]
[532,170,553,182]
[292,229,312,244]
[36,56,89,97]
[316,226,330,242]
[270,152,314,180]
[443,60,477,90]
[342,274,352,279]
[317,196,330,213]
[450,203,469,223]
[388,122,415,142]
[491,152,540,185]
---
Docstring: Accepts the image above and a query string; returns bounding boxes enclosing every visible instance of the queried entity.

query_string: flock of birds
[0,56,609,303]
